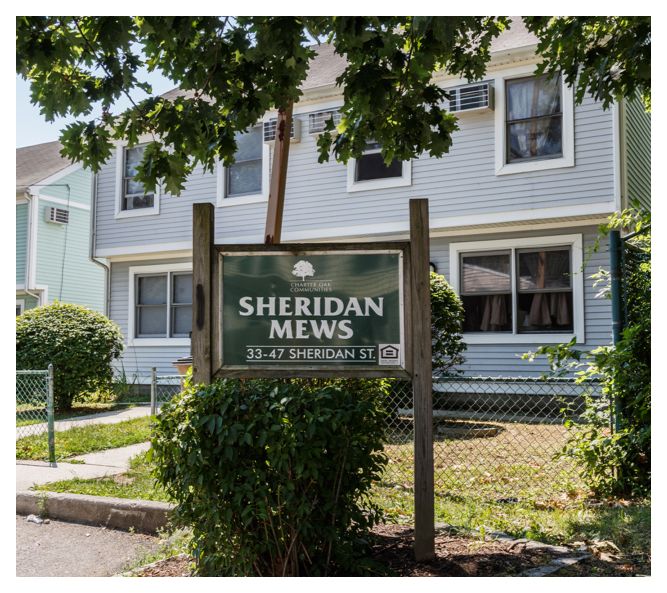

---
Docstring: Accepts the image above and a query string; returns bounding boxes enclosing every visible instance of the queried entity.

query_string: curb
[17,490,175,534]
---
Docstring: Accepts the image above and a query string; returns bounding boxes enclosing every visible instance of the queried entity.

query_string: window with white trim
[226,127,263,198]
[122,145,154,210]
[134,272,192,338]
[16,300,25,316]
[449,235,584,344]
[506,74,563,163]
[494,68,574,176]
[347,142,411,192]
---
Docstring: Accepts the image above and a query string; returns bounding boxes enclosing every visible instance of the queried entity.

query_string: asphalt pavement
[16,515,159,576]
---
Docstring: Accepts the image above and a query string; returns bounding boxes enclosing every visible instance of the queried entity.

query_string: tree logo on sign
[292,260,315,281]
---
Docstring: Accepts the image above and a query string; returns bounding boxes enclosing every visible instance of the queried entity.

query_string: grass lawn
[16,416,153,461]
[16,402,141,427]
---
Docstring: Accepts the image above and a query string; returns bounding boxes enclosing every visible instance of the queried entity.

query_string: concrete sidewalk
[16,405,151,440]
[16,442,151,491]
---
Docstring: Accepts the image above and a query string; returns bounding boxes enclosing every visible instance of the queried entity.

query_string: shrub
[430,271,466,375]
[150,378,389,576]
[16,302,124,411]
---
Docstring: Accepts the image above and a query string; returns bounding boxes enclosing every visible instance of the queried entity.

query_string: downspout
[23,190,42,304]
[89,172,111,316]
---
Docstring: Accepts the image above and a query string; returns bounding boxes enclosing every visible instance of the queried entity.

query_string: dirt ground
[130,524,584,577]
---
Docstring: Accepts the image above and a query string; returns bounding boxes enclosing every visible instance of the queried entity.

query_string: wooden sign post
[409,199,435,561]
[191,198,435,560]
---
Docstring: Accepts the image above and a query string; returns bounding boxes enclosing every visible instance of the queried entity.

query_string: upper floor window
[123,145,154,210]
[227,128,263,198]
[506,74,562,163]
[217,127,269,206]
[347,142,412,192]
[494,69,574,176]
[115,143,160,219]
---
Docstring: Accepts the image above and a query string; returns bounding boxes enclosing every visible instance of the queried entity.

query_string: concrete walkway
[16,442,151,491]
[16,405,151,440]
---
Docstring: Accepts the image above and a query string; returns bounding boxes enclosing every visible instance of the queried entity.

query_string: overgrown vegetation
[524,208,650,498]
[150,378,389,576]
[16,416,152,461]
[16,302,124,411]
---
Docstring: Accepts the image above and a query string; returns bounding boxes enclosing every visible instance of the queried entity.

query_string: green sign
[220,250,404,368]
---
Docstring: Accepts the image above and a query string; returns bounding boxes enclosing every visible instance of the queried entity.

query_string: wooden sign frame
[191,199,434,562]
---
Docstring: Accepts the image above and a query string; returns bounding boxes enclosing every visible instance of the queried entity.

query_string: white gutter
[22,190,42,305]
[89,172,111,316]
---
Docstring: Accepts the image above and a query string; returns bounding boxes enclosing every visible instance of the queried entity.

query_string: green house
[16,141,105,315]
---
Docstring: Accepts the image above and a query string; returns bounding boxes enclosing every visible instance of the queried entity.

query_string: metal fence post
[150,367,157,416]
[609,229,623,432]
[47,364,55,466]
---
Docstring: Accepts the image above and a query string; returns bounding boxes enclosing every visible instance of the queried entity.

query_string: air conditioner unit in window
[447,81,494,113]
[45,206,69,224]
[308,109,342,135]
[263,118,301,143]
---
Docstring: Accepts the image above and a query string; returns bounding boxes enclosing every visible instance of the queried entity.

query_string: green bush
[150,378,389,576]
[16,302,124,411]
[430,271,466,375]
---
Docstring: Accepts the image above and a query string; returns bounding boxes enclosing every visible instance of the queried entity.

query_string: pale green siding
[16,202,28,285]
[16,293,39,312]
[34,169,105,312]
[624,96,651,211]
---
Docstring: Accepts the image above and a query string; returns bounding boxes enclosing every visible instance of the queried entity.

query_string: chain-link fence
[16,366,55,462]
[381,376,603,502]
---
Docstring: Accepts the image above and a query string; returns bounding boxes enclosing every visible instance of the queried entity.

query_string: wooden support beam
[410,198,435,561]
[264,102,293,245]
[192,203,214,384]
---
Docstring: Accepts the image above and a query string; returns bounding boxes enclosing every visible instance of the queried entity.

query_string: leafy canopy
[17,16,650,197]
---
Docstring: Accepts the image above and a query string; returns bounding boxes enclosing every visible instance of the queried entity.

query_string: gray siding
[431,227,611,376]
[110,228,611,379]
[110,258,192,377]
[624,96,651,211]
[94,94,615,252]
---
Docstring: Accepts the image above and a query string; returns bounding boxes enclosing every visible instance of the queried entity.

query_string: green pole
[47,364,56,466]
[609,230,623,432]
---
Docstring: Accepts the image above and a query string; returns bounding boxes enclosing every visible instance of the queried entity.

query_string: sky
[16,68,177,148]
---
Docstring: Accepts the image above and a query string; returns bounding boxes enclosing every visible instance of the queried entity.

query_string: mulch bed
[130,525,582,577]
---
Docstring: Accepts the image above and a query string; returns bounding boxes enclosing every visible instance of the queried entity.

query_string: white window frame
[494,64,575,176]
[128,262,192,346]
[216,127,270,207]
[16,299,25,315]
[449,234,584,344]
[346,143,412,193]
[114,143,161,219]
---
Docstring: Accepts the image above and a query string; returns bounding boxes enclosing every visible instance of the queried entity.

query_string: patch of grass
[125,527,193,573]
[33,450,171,501]
[16,416,154,461]
[16,402,141,427]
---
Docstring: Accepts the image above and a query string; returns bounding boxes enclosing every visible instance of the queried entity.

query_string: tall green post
[609,230,623,431]
[47,363,56,466]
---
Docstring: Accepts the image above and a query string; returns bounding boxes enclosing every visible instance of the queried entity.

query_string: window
[122,145,154,210]
[134,271,192,339]
[16,300,24,316]
[227,128,263,198]
[450,235,584,344]
[216,127,269,206]
[114,143,160,218]
[506,74,562,163]
[347,142,411,192]
[494,68,574,176]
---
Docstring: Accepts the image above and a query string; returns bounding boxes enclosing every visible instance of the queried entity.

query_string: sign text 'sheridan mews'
[220,251,404,368]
